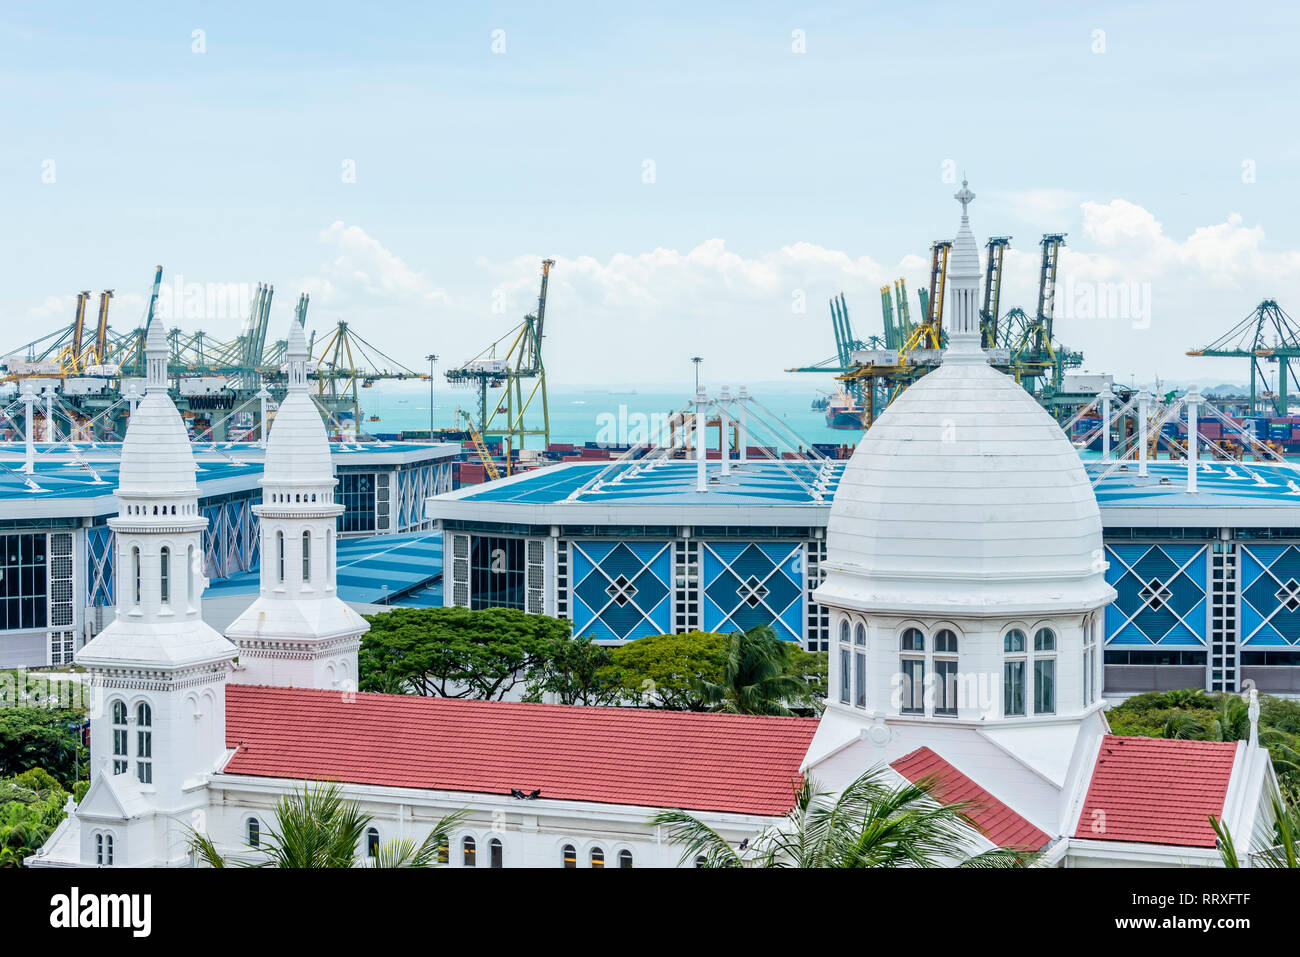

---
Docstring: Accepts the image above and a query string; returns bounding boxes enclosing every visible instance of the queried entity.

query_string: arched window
[489,837,503,868]
[135,702,152,784]
[1083,615,1098,705]
[933,628,959,717]
[159,546,170,605]
[247,818,261,848]
[302,531,311,583]
[462,835,476,866]
[276,531,285,583]
[839,619,850,644]
[618,849,633,868]
[899,628,925,714]
[853,624,867,708]
[562,843,576,868]
[590,847,605,869]
[96,832,113,866]
[1003,629,1027,717]
[1033,628,1057,715]
[111,700,128,775]
[326,529,335,583]
[186,544,195,607]
[366,827,379,859]
[132,546,141,605]
[436,833,449,864]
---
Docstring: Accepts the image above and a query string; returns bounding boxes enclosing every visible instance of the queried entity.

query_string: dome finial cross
[955,177,975,217]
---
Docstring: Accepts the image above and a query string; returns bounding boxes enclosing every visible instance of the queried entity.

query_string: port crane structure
[1187,300,1300,416]
[3,265,425,442]
[787,223,1088,429]
[444,258,555,470]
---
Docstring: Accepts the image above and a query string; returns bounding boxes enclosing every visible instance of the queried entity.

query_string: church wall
[206,778,778,868]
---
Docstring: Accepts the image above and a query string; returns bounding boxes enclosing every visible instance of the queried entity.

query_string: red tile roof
[890,747,1051,851]
[223,685,818,816]
[1073,735,1238,848]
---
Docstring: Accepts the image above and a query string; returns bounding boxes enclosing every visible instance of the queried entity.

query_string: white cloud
[285,205,1300,388]
[303,222,450,308]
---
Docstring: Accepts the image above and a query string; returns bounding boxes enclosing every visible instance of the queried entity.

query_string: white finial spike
[1247,687,1260,748]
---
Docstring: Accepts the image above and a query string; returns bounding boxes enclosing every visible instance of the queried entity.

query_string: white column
[718,385,732,476]
[1137,389,1152,477]
[1097,388,1115,461]
[44,390,55,444]
[695,387,707,492]
[737,385,749,464]
[1185,385,1202,493]
[21,384,36,474]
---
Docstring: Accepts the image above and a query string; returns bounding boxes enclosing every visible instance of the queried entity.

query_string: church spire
[944,177,983,359]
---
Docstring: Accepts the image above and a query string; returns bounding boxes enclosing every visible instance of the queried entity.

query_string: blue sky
[4,2,1300,390]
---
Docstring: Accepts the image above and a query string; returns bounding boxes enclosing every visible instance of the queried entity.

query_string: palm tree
[651,767,1038,868]
[694,624,809,716]
[1212,796,1299,868]
[188,781,466,868]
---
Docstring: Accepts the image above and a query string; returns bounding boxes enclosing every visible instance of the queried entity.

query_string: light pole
[426,354,438,439]
[691,356,703,393]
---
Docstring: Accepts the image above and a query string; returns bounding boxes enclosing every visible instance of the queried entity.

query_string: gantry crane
[1188,300,1300,415]
[980,236,1011,348]
[445,259,556,466]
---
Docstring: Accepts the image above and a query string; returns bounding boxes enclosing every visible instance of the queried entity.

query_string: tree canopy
[358,607,828,714]
[360,606,573,699]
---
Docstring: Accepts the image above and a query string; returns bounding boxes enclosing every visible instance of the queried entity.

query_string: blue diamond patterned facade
[570,541,672,641]
[1105,543,1208,646]
[702,542,804,641]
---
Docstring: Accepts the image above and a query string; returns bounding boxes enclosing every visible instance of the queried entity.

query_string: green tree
[189,781,466,868]
[652,767,1037,868]
[529,635,621,706]
[695,624,810,716]
[0,707,86,788]
[0,767,70,868]
[607,631,729,710]
[359,606,572,700]
[1213,796,1300,868]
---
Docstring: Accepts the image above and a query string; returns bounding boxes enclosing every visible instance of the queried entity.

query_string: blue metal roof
[1089,461,1300,509]
[205,530,443,606]
[0,440,453,506]
[0,459,264,502]
[452,460,845,507]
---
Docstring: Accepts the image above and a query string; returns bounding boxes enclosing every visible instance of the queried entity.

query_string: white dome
[818,356,1113,614]
[264,391,333,484]
[117,391,199,498]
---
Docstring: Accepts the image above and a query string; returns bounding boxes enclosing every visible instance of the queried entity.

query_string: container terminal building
[0,440,456,667]
[428,453,1300,698]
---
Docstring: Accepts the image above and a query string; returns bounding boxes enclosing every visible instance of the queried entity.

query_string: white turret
[71,316,236,866]
[816,183,1114,726]
[226,315,367,690]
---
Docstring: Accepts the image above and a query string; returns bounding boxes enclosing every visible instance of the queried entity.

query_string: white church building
[30,186,1282,869]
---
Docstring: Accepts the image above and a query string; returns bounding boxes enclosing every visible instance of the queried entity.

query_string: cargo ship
[819,390,867,431]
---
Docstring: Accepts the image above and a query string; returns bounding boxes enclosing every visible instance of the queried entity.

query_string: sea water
[357,385,858,451]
